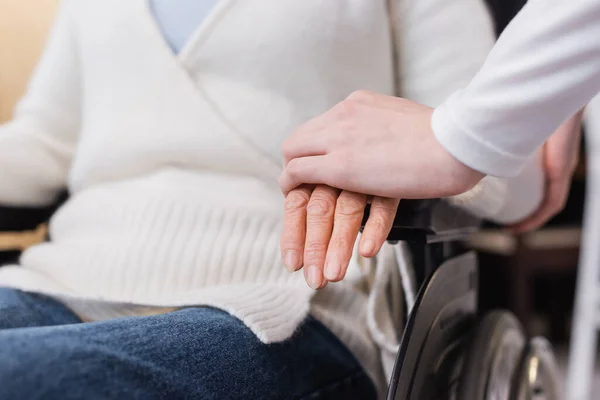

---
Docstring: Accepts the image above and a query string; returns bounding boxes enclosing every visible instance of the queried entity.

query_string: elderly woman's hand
[281,185,399,289]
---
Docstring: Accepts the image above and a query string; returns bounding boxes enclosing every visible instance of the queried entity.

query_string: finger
[279,156,338,195]
[282,118,333,166]
[281,185,314,272]
[544,111,583,179]
[359,197,400,257]
[304,185,339,289]
[281,97,372,166]
[509,205,551,233]
[323,191,368,282]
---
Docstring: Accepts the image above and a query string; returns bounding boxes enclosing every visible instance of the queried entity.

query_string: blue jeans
[0,288,376,400]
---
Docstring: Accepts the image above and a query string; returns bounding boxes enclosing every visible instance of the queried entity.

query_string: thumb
[279,156,332,195]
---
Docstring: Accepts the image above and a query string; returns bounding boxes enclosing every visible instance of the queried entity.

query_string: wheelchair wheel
[512,337,561,400]
[457,311,526,400]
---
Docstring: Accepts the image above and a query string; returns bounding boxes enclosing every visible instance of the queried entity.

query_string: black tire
[457,311,526,400]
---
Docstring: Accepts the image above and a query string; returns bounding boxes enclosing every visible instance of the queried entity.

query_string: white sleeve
[432,0,600,178]
[396,0,544,223]
[0,0,81,207]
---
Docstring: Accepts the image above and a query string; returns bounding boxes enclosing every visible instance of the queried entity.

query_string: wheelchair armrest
[0,193,66,233]
[0,205,56,232]
[362,199,480,243]
[0,202,61,257]
[0,198,65,261]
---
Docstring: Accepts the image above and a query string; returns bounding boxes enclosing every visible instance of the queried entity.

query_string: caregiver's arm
[396,0,544,224]
[433,0,600,177]
[0,0,81,207]
[280,0,600,199]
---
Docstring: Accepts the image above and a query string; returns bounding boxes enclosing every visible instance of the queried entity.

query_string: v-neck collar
[134,0,283,174]
[140,0,235,65]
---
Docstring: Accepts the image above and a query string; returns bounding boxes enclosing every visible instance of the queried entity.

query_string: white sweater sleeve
[432,0,600,178]
[0,0,81,206]
[396,0,544,223]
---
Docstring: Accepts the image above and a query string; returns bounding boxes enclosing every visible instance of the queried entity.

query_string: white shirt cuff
[431,93,530,178]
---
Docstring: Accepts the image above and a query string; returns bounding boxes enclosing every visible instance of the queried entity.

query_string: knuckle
[286,159,302,178]
[331,235,353,252]
[307,193,336,218]
[347,90,374,101]
[335,98,360,117]
[284,190,310,212]
[304,241,327,258]
[367,215,389,233]
[307,198,335,218]
[336,194,366,218]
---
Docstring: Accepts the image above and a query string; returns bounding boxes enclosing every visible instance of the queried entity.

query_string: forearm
[0,119,73,206]
[433,0,600,177]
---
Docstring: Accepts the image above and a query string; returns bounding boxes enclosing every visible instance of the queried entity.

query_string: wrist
[437,140,486,196]
[427,112,485,196]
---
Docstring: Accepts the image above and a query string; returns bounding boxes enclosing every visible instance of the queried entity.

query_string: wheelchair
[374,2,565,396]
[0,197,562,400]
[362,199,562,400]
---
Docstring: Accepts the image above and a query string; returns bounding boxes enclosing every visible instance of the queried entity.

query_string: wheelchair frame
[369,199,561,400]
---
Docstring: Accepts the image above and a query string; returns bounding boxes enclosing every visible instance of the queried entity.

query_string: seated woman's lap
[0,287,81,329]
[0,288,376,400]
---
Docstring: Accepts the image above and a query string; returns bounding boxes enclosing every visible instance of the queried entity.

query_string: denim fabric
[0,288,376,399]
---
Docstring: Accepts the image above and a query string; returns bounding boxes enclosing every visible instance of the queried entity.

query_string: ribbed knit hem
[446,176,507,220]
[0,265,313,343]
[0,172,387,397]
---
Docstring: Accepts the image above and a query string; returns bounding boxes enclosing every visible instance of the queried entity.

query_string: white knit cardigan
[0,0,542,396]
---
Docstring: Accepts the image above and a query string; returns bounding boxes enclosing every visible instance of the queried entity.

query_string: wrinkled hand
[279,91,483,198]
[281,185,399,290]
[509,110,583,232]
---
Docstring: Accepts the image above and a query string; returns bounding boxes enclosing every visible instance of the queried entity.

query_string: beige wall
[0,0,59,122]
[0,0,58,249]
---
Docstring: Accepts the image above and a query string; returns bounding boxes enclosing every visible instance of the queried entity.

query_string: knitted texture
[0,1,533,397]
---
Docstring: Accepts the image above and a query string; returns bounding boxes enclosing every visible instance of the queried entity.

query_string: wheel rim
[485,330,526,400]
[514,337,561,400]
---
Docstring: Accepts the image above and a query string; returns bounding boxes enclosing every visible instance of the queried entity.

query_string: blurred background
[0,0,597,394]
[0,0,60,121]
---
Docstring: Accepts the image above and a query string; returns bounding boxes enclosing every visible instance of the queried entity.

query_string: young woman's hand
[279,91,483,199]
[509,111,583,232]
[280,185,399,289]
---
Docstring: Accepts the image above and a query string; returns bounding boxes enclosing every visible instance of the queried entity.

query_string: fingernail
[306,265,323,290]
[361,239,376,256]
[283,251,299,272]
[317,279,329,290]
[324,261,340,281]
